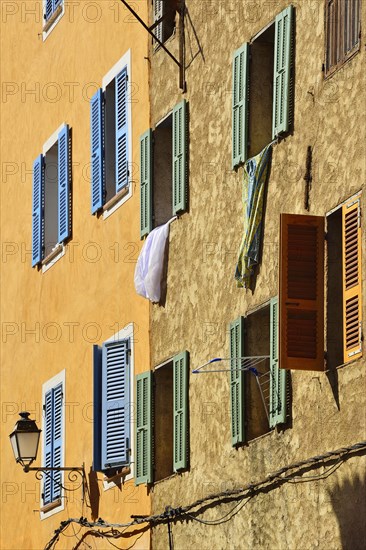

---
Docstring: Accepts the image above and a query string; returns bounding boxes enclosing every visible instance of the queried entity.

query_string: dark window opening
[44,141,59,257]
[105,79,116,204]
[153,114,173,227]
[154,362,174,481]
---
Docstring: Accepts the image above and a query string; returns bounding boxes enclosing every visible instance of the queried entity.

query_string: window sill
[40,498,62,514]
[41,243,65,273]
[43,5,63,33]
[102,185,131,219]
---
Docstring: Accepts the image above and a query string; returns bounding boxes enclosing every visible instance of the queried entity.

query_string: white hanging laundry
[134,217,176,302]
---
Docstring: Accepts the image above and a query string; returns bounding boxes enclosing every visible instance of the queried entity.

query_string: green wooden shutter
[269,296,287,427]
[173,351,189,472]
[135,371,153,485]
[272,5,294,138]
[140,129,153,238]
[172,100,187,215]
[232,43,249,169]
[229,317,245,445]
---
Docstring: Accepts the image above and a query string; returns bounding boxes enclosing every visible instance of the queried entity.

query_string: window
[232,5,294,167]
[41,371,65,518]
[279,200,362,371]
[230,298,288,446]
[93,337,132,477]
[91,53,131,217]
[325,0,361,77]
[43,0,64,36]
[140,100,188,238]
[32,124,71,268]
[153,0,177,46]
[135,351,189,485]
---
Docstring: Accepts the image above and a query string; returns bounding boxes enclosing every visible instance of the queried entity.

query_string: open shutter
[52,384,63,500]
[32,155,44,267]
[343,198,362,362]
[232,43,249,168]
[93,345,103,472]
[154,0,164,44]
[90,89,104,213]
[57,125,70,243]
[43,390,53,505]
[279,214,325,371]
[101,340,130,469]
[173,351,189,471]
[140,129,153,238]
[45,0,53,20]
[172,100,188,215]
[115,68,129,193]
[135,371,153,485]
[272,5,294,138]
[229,317,245,445]
[269,297,286,427]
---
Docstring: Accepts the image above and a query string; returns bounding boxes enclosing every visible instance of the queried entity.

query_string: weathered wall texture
[0,1,150,549]
[148,1,366,548]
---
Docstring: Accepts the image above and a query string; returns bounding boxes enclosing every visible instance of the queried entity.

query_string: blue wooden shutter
[140,129,153,238]
[135,371,153,485]
[230,317,245,446]
[269,297,287,427]
[115,68,129,193]
[90,89,104,214]
[101,340,130,469]
[272,5,294,138]
[32,154,44,267]
[45,0,53,20]
[57,125,70,243]
[52,384,63,500]
[173,352,189,472]
[93,345,102,472]
[232,43,249,168]
[43,390,53,505]
[172,100,188,214]
[54,0,63,8]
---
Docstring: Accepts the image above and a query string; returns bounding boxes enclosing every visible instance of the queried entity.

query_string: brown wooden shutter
[342,198,362,363]
[279,214,325,371]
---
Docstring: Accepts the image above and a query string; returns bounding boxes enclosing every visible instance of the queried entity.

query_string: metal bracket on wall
[119,0,186,92]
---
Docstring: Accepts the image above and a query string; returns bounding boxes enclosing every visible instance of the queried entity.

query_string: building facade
[1,1,151,549]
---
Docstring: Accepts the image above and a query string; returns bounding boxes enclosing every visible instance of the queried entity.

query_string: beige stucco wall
[0,1,151,549]
[148,1,366,549]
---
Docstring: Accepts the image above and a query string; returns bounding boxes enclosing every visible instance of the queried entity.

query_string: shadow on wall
[329,473,366,550]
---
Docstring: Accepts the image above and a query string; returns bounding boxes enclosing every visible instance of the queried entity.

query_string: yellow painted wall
[0,1,151,548]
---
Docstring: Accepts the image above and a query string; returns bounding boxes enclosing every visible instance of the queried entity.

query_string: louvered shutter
[93,345,102,472]
[45,0,53,20]
[135,371,153,485]
[52,384,63,500]
[43,390,53,505]
[115,68,129,193]
[57,125,70,243]
[154,0,163,44]
[173,352,189,471]
[172,100,187,214]
[101,340,130,469]
[342,198,362,362]
[55,0,63,8]
[232,43,249,168]
[272,5,294,138]
[140,129,153,238]
[91,89,104,214]
[269,296,286,427]
[32,154,44,267]
[229,317,245,445]
[279,214,325,371]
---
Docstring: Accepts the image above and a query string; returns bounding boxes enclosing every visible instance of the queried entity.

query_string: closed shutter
[172,100,188,214]
[115,68,129,193]
[279,214,325,371]
[232,43,249,168]
[90,89,104,213]
[342,198,362,362]
[93,345,103,472]
[229,317,245,445]
[32,154,44,267]
[269,296,286,427]
[140,129,153,238]
[135,371,153,485]
[272,5,294,138]
[154,0,164,44]
[45,0,53,20]
[43,390,53,505]
[101,340,130,469]
[57,125,70,243]
[43,384,63,505]
[173,352,189,471]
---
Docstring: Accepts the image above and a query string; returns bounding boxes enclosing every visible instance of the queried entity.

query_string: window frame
[40,370,65,520]
[43,0,65,41]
